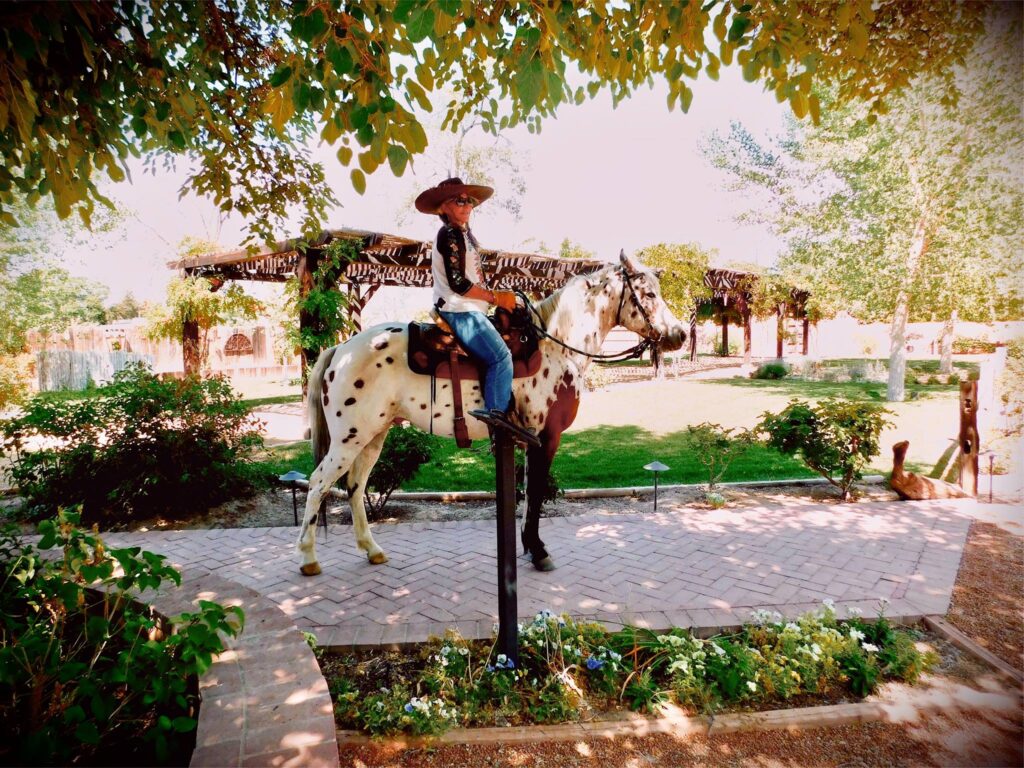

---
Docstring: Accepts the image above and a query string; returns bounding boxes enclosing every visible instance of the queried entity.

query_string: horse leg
[346,429,390,564]
[523,435,559,572]
[296,443,360,576]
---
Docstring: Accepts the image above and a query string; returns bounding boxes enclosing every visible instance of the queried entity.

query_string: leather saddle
[406,307,542,448]
[407,307,542,381]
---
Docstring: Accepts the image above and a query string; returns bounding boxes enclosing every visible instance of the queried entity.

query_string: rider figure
[415,177,539,446]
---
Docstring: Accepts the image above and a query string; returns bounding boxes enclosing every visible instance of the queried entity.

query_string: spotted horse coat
[296,251,687,576]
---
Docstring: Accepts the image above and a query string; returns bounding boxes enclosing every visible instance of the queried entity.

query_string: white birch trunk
[939,310,956,375]
[887,215,930,402]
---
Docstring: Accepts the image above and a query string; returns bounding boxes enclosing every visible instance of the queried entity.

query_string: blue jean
[440,310,512,412]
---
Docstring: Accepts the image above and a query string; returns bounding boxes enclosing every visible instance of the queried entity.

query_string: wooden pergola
[169,228,811,372]
[692,267,811,361]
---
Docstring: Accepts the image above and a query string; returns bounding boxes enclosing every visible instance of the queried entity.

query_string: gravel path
[335,518,1024,768]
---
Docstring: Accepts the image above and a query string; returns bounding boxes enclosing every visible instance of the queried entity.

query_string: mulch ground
[337,517,1024,768]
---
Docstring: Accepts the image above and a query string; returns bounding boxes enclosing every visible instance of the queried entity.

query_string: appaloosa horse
[296,252,686,576]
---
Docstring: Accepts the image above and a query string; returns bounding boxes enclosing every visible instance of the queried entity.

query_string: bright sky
[65,64,791,304]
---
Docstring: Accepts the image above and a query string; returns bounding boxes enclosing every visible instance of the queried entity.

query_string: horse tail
[308,345,338,470]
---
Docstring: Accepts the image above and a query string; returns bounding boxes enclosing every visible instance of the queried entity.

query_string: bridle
[515,267,662,362]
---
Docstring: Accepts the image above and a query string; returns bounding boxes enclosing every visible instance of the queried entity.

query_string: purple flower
[586,656,605,671]
[404,703,414,713]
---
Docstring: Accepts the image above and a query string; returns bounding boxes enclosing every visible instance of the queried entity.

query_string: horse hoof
[533,556,556,572]
[300,562,322,577]
[368,552,389,565]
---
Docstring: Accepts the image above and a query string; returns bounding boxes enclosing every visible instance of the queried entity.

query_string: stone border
[145,569,340,768]
[333,614,1023,749]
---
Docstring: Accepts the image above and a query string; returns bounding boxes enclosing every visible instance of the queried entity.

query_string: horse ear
[619,249,642,273]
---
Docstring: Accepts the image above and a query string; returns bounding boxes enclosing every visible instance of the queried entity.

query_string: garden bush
[1,363,264,524]
[363,425,440,519]
[322,602,933,737]
[758,398,892,501]
[686,422,758,492]
[952,337,996,355]
[0,508,244,765]
[751,361,789,380]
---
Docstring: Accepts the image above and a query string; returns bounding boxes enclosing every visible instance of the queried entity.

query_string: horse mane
[530,264,616,330]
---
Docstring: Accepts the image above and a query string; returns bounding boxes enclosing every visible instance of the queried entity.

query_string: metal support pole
[494,430,519,667]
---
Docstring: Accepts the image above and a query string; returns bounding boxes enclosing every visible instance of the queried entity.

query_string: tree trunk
[182,319,201,376]
[939,310,956,375]
[887,292,910,402]
[887,215,929,402]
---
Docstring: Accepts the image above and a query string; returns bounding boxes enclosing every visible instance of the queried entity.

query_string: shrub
[952,337,996,354]
[686,422,758,491]
[751,361,789,380]
[1,363,264,524]
[758,398,893,501]
[0,509,244,764]
[0,353,32,411]
[999,338,1023,437]
[363,426,440,519]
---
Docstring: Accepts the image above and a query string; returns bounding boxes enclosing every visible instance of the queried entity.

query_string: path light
[279,471,307,526]
[643,461,669,511]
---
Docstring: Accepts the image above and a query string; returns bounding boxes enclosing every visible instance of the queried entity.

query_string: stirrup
[469,408,541,448]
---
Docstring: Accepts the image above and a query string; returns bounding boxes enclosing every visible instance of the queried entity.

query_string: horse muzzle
[657,325,686,352]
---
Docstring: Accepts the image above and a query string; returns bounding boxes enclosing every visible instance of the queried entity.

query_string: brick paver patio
[103,497,975,648]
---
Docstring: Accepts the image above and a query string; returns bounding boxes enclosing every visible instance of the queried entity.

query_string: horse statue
[296,251,686,576]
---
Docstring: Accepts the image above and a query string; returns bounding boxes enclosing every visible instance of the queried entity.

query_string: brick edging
[145,570,340,768]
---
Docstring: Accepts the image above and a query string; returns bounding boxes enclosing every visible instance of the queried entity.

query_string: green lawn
[252,366,962,491]
[254,426,820,493]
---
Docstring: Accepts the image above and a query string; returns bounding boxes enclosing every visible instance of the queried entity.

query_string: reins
[513,267,658,363]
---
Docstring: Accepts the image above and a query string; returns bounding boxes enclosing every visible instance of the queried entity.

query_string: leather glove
[493,290,517,312]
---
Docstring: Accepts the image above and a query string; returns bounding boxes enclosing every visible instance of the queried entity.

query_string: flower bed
[319,601,934,738]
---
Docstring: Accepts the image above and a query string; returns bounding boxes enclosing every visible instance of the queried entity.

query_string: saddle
[407,307,542,448]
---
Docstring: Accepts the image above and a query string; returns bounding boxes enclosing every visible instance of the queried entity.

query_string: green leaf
[387,145,409,176]
[75,721,100,745]
[350,168,366,194]
[295,8,326,42]
[168,131,186,150]
[326,41,354,75]
[728,16,751,43]
[393,0,416,23]
[407,8,435,43]
[438,0,460,16]
[172,716,197,733]
[516,58,545,111]
[270,65,293,88]
[155,101,171,121]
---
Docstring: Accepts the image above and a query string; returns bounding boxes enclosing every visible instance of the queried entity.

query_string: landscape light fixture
[643,461,670,511]
[278,470,308,526]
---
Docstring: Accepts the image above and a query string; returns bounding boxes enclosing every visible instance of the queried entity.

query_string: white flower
[849,628,865,642]
[822,598,835,610]
[458,646,469,656]
[746,681,757,692]
[497,653,507,664]
[783,622,801,634]
[862,642,880,653]
[877,597,890,610]
[440,645,451,656]
[847,606,864,618]
[712,643,727,657]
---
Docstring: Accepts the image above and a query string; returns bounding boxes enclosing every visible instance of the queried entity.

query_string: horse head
[616,251,687,352]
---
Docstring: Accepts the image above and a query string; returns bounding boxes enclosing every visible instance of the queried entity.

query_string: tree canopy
[1,0,986,245]
[703,4,1022,399]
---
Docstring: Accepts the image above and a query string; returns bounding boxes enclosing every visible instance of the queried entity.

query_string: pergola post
[802,317,810,356]
[688,312,698,362]
[720,312,729,357]
[741,302,752,364]
[296,249,321,396]
[776,308,785,359]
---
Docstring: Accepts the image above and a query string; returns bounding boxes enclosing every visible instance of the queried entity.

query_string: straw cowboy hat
[415,177,494,214]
